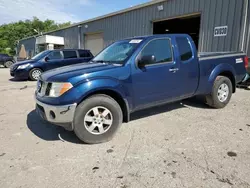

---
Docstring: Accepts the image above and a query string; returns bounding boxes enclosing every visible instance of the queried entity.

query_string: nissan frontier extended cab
[35,34,247,144]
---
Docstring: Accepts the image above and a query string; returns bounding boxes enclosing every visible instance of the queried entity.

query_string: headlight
[49,82,73,97]
[17,63,30,69]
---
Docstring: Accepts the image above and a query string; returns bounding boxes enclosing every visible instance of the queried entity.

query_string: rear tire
[73,94,123,144]
[4,61,13,68]
[29,68,42,81]
[206,76,233,108]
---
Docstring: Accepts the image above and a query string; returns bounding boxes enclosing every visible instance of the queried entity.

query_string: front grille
[36,104,45,113]
[37,80,51,96]
[36,104,47,120]
[37,80,43,93]
[45,83,52,96]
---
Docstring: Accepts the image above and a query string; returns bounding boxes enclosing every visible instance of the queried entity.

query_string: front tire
[73,94,123,144]
[206,76,233,108]
[4,61,13,68]
[29,68,42,81]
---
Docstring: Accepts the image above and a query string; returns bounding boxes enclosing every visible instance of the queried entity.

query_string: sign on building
[157,5,164,11]
[214,26,228,37]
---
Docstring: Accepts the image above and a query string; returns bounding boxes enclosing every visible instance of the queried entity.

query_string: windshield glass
[31,50,50,60]
[93,39,143,64]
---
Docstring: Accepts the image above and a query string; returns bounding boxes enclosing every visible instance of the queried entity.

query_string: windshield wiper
[93,60,112,64]
[92,60,123,66]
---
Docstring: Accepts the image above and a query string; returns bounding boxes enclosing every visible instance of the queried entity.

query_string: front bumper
[10,68,29,79]
[36,99,77,129]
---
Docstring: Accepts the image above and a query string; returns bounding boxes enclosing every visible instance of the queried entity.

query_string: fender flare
[75,78,131,122]
[208,63,236,92]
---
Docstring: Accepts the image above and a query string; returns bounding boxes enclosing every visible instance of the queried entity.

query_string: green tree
[0,17,71,55]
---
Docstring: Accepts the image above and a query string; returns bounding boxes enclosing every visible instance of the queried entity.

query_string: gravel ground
[0,68,250,188]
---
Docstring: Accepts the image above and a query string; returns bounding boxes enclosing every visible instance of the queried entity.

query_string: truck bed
[198,51,244,59]
[196,52,246,95]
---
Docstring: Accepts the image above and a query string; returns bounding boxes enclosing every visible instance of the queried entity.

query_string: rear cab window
[176,37,193,62]
[63,50,77,59]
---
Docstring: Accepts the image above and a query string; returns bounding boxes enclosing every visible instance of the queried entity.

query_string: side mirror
[137,55,156,68]
[44,57,50,62]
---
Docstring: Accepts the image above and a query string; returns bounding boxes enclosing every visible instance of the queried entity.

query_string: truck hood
[41,62,122,84]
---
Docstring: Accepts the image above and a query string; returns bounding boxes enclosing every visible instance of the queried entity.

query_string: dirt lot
[0,68,250,188]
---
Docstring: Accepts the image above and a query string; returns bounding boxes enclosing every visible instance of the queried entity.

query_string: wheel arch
[79,89,130,123]
[30,66,44,72]
[4,60,14,67]
[217,71,236,93]
[209,64,236,93]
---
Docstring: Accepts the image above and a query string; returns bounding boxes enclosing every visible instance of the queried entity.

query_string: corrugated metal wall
[18,37,36,56]
[80,0,246,53]
[18,26,80,55]
[245,0,250,56]
[19,0,249,56]
[49,26,79,49]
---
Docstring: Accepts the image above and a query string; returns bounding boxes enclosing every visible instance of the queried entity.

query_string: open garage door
[84,33,104,56]
[153,14,201,49]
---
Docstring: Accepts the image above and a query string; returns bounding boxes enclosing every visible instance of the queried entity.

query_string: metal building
[19,0,250,57]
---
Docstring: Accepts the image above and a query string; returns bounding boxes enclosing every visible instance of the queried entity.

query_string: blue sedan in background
[0,53,15,68]
[10,49,93,80]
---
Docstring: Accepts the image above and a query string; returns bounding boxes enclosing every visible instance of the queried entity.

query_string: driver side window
[141,38,173,65]
[47,51,62,60]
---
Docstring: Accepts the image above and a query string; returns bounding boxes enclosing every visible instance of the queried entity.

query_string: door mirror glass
[44,56,50,62]
[137,55,156,68]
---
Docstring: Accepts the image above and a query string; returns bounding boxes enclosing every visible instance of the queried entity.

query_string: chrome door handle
[169,68,179,73]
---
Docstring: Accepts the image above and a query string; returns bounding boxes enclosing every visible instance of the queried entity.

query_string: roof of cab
[124,34,190,41]
[47,49,91,52]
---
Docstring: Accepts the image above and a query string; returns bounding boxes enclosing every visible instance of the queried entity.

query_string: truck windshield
[92,40,142,64]
[31,50,50,60]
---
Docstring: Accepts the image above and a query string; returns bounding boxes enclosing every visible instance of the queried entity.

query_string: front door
[131,38,181,109]
[44,51,63,71]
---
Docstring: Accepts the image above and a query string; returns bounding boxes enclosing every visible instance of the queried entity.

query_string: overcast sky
[0,0,150,25]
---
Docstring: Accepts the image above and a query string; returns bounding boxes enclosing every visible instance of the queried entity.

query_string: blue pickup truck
[35,34,247,144]
[10,49,93,80]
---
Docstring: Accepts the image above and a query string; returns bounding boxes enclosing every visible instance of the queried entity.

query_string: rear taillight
[244,56,249,69]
